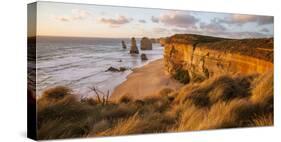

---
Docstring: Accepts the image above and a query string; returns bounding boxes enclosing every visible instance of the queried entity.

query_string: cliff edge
[164,34,273,83]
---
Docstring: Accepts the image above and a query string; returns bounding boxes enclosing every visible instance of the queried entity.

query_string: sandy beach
[111,59,183,99]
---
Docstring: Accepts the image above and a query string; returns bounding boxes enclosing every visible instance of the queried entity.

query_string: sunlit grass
[37,71,273,140]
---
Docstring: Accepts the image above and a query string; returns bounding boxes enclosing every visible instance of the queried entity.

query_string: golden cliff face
[164,34,273,83]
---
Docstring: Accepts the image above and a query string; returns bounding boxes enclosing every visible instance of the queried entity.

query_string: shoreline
[110,58,183,99]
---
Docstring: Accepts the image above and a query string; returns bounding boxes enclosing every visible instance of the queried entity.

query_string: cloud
[152,27,172,35]
[100,11,107,16]
[55,16,71,22]
[54,9,90,22]
[171,28,201,35]
[151,16,159,23]
[138,19,146,23]
[199,18,226,33]
[195,16,272,38]
[72,9,90,20]
[99,15,132,27]
[171,28,184,33]
[219,14,273,26]
[159,12,199,29]
[156,13,272,39]
[153,27,167,33]
[199,29,270,39]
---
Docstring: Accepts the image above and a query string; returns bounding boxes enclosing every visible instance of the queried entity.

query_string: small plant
[37,86,77,110]
[89,86,110,105]
[41,86,72,100]
[81,97,98,106]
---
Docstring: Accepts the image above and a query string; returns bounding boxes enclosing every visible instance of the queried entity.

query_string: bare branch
[89,86,102,103]
[89,86,110,105]
[106,90,110,104]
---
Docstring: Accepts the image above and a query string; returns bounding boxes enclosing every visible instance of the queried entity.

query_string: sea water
[35,36,163,97]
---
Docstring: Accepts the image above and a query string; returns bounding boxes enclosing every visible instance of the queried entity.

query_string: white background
[0,0,280,141]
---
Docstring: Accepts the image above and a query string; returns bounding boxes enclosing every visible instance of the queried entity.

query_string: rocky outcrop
[141,53,148,60]
[106,67,128,72]
[121,40,127,49]
[164,34,273,83]
[159,37,167,46]
[140,37,152,50]
[130,37,139,54]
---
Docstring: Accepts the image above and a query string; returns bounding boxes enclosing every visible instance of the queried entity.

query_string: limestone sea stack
[130,37,139,54]
[141,53,148,60]
[140,37,152,50]
[121,40,127,49]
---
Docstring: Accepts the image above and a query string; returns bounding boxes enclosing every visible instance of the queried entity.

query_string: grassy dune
[37,71,273,140]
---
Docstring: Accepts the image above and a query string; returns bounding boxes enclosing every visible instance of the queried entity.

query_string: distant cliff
[163,34,273,83]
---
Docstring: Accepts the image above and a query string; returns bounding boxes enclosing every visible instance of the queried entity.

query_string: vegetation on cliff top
[37,71,273,140]
[166,34,228,45]
[166,34,273,62]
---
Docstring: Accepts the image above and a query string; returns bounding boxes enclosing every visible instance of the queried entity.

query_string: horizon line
[28,35,164,39]
[27,34,274,40]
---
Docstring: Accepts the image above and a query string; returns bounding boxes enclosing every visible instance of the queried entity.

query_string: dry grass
[37,71,273,140]
[251,71,273,107]
[172,102,207,131]
[196,99,257,129]
[95,113,145,136]
[250,113,273,126]
[169,71,273,132]
[37,86,77,111]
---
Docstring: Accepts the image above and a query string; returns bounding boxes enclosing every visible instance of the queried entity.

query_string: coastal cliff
[163,34,273,83]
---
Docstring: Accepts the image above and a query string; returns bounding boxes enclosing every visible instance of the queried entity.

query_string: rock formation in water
[130,37,139,54]
[121,40,127,49]
[141,53,148,60]
[163,34,273,83]
[140,37,152,50]
[106,66,128,72]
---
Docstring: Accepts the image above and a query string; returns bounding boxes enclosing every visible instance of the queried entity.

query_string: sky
[32,1,274,39]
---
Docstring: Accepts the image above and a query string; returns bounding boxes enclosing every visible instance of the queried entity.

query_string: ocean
[35,36,163,97]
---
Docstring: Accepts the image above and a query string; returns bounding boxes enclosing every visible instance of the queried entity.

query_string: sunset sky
[33,1,274,38]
